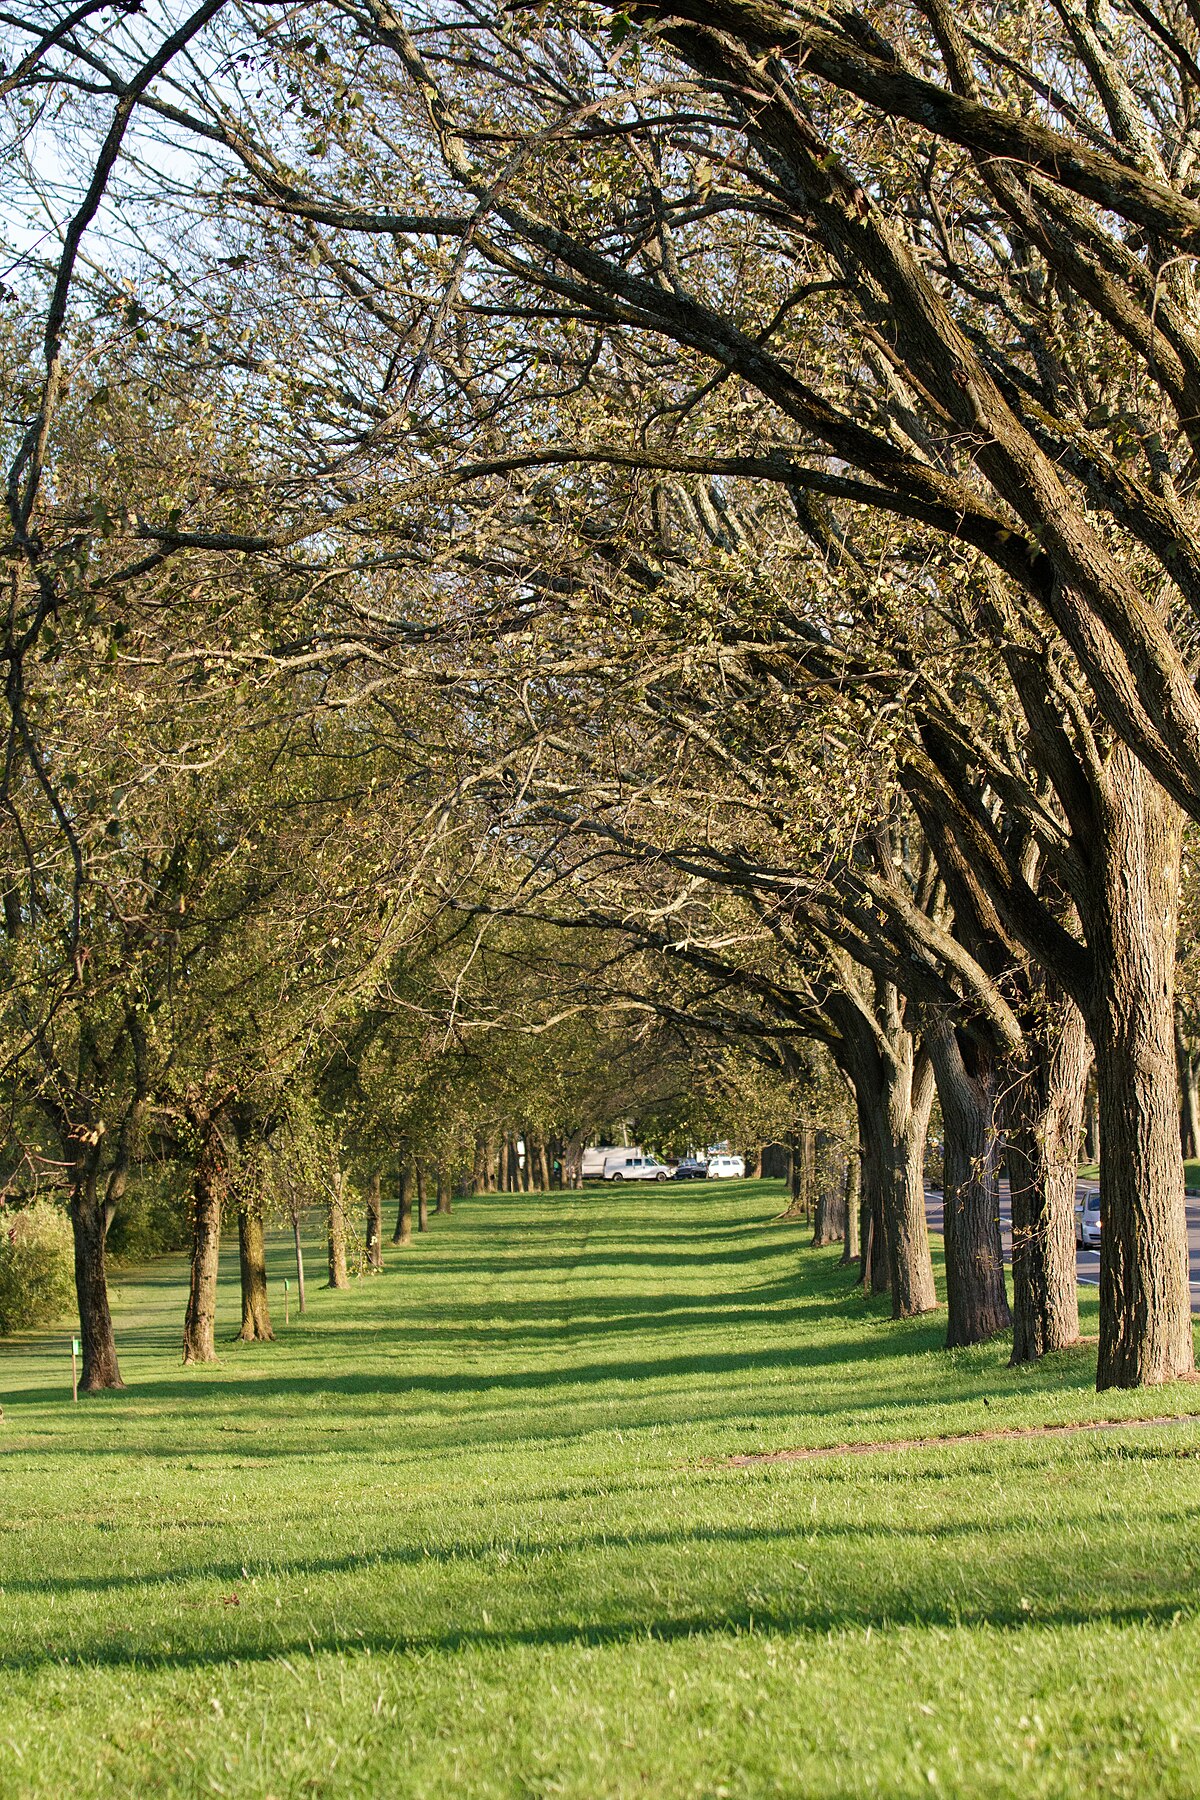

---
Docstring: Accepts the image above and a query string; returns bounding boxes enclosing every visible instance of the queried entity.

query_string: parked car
[672,1157,709,1180]
[604,1153,671,1182]
[707,1154,746,1179]
[1075,1189,1102,1249]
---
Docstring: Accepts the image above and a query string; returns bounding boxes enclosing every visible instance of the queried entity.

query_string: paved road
[924,1184,1200,1313]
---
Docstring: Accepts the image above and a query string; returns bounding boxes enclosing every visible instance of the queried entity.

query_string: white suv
[604,1153,671,1182]
[707,1155,746,1179]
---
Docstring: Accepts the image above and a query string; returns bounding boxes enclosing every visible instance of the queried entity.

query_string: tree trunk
[393,1165,414,1245]
[811,1132,846,1247]
[416,1164,429,1231]
[1087,751,1193,1389]
[237,1201,274,1342]
[534,1135,551,1190]
[886,1046,937,1317]
[366,1171,383,1269]
[781,1125,813,1219]
[436,1166,453,1214]
[1085,1090,1100,1164]
[70,1155,123,1391]
[1176,1011,1200,1163]
[841,1148,861,1267]
[183,1108,229,1365]
[292,1211,307,1313]
[855,1091,890,1294]
[497,1137,510,1193]
[102,1086,147,1236]
[472,1134,486,1195]
[927,1022,1011,1348]
[563,1128,585,1188]
[826,1144,848,1242]
[1004,994,1087,1363]
[328,1170,350,1288]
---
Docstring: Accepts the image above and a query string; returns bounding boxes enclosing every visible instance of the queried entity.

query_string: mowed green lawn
[4,1179,1200,1799]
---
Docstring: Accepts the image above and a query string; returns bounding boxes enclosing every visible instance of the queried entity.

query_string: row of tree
[5,0,1200,1388]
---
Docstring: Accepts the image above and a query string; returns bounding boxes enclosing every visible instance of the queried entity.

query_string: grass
[3,1178,1200,1799]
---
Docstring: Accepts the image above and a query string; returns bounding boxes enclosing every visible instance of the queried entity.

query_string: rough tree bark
[328,1169,350,1288]
[183,1106,231,1365]
[1004,995,1088,1363]
[436,1166,453,1214]
[855,1090,890,1294]
[780,1125,813,1219]
[393,1165,414,1246]
[853,1033,937,1316]
[883,1043,937,1318]
[366,1171,383,1269]
[811,1131,847,1247]
[70,1148,123,1391]
[825,979,933,1309]
[237,1200,274,1342]
[66,1034,149,1390]
[1087,750,1194,1388]
[927,1021,1011,1348]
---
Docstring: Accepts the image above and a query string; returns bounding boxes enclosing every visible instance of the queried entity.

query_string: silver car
[1075,1189,1102,1250]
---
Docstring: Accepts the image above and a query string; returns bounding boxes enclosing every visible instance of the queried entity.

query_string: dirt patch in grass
[719,1412,1200,1466]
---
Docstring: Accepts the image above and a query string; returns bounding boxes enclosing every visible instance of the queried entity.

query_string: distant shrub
[106,1170,190,1264]
[0,1200,75,1334]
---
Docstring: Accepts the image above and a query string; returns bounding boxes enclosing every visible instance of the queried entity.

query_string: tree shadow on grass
[7,1480,1191,1601]
[3,1586,1196,1678]
[400,1240,806,1277]
[1,1248,908,1410]
[2,1328,903,1411]
[0,1354,1122,1467]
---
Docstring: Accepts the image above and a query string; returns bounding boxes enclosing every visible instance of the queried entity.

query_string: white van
[581,1145,630,1179]
[707,1154,746,1179]
[603,1152,671,1182]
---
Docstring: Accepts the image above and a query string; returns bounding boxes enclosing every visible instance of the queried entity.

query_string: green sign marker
[72,1338,80,1356]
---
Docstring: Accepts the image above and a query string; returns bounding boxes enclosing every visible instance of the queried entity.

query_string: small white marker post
[284,1278,289,1326]
[71,1336,79,1404]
